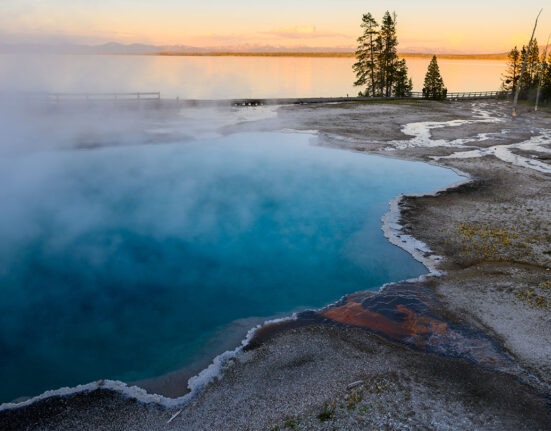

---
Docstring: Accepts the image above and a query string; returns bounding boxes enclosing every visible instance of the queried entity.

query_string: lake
[0,54,506,99]
[0,131,461,402]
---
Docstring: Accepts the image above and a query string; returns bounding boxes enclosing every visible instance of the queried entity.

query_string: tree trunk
[370,34,375,97]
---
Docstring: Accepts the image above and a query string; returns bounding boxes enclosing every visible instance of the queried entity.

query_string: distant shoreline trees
[353,11,412,97]
[502,39,551,104]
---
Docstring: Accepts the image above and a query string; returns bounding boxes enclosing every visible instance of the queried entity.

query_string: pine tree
[422,56,447,100]
[527,39,540,85]
[521,39,540,94]
[393,60,413,96]
[378,12,399,97]
[353,13,380,97]
[501,46,521,93]
[353,11,410,98]
[541,50,551,102]
[514,40,541,99]
[506,39,551,105]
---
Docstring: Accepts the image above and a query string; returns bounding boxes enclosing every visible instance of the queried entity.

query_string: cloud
[261,26,348,40]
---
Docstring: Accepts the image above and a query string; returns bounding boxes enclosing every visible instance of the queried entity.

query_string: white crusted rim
[0,313,298,412]
[381,164,471,282]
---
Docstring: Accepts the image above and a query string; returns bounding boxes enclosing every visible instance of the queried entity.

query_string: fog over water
[0,63,463,403]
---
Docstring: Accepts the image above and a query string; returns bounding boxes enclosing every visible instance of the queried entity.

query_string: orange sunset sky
[0,1,549,53]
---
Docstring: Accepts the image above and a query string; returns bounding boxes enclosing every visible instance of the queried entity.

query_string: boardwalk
[6,90,510,107]
[47,92,161,102]
[410,91,508,100]
[230,91,510,106]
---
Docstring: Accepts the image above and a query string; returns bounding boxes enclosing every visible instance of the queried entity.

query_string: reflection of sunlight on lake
[0,54,505,98]
[407,59,505,93]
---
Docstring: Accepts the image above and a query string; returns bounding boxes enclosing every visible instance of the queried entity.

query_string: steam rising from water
[0,98,461,403]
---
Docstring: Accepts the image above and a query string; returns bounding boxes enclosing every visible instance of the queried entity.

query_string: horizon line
[97,51,510,60]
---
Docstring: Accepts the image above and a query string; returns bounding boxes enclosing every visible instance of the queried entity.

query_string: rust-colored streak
[246,282,519,377]
[320,300,450,347]
[395,304,449,336]
[321,303,421,342]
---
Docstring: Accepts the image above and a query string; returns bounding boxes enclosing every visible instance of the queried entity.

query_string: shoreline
[22,52,508,60]
[380,167,472,278]
[2,99,550,430]
[154,52,508,60]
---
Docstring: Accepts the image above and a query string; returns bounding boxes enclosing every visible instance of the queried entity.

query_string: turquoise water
[0,132,460,402]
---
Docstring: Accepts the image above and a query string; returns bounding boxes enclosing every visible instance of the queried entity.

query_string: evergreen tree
[521,39,540,93]
[528,39,541,84]
[393,60,413,96]
[504,40,551,104]
[501,46,521,93]
[540,49,551,102]
[422,56,447,100]
[353,13,380,97]
[378,12,399,97]
[504,38,551,105]
[353,11,410,98]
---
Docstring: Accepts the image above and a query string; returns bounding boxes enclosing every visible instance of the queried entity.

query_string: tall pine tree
[521,39,540,94]
[378,12,399,97]
[353,11,411,98]
[422,56,447,100]
[501,47,521,93]
[353,13,380,97]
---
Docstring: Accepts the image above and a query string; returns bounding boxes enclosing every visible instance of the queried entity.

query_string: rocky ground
[1,100,550,430]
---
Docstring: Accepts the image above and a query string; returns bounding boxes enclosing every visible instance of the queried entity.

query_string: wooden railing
[3,90,509,107]
[34,90,510,103]
[409,91,510,100]
[47,92,161,102]
[229,91,510,106]
[1,92,162,103]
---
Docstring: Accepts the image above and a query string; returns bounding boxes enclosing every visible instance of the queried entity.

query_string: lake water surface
[0,132,461,402]
[0,54,505,98]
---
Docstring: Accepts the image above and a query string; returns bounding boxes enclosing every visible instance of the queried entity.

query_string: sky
[1,1,550,53]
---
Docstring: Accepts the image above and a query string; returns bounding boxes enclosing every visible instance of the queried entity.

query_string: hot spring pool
[0,132,461,402]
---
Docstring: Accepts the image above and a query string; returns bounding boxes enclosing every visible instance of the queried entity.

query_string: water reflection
[0,54,505,99]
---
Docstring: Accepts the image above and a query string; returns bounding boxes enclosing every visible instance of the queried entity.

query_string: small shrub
[317,403,335,422]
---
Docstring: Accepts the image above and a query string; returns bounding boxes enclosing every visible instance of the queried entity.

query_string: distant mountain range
[0,41,515,59]
[0,42,200,54]
[0,42,354,54]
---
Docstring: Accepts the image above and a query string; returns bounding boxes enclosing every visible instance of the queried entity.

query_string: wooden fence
[34,90,511,104]
[4,90,510,107]
[410,91,509,100]
[229,91,511,106]
[47,92,161,102]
